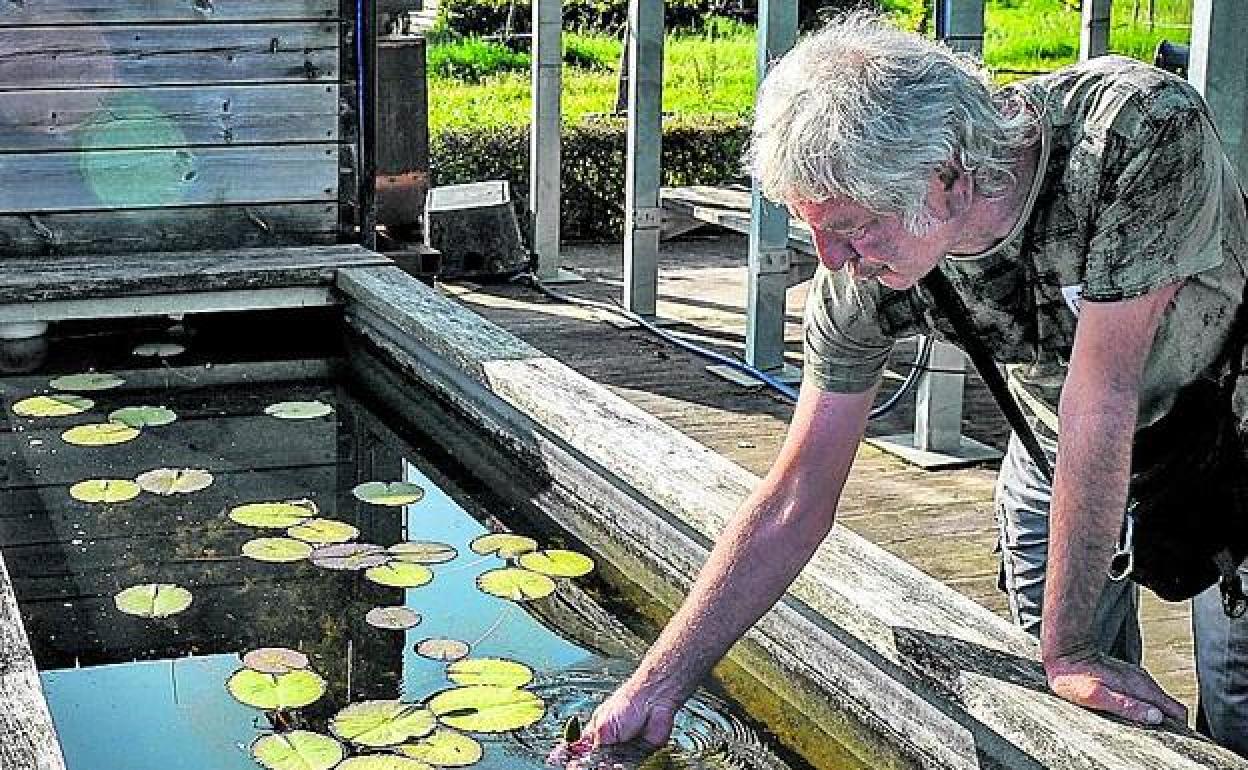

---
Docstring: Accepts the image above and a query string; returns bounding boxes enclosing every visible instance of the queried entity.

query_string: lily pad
[243,647,310,675]
[475,568,556,602]
[251,731,344,770]
[113,583,192,618]
[49,372,124,391]
[468,534,537,559]
[132,342,186,357]
[226,668,327,710]
[446,658,534,689]
[387,541,458,565]
[352,481,425,507]
[62,422,140,447]
[366,606,422,631]
[415,638,471,662]
[309,543,389,571]
[330,701,436,748]
[427,685,546,733]
[230,500,316,529]
[396,728,484,767]
[12,394,93,418]
[287,518,360,545]
[108,405,177,428]
[69,479,141,504]
[136,467,214,496]
[365,562,434,589]
[516,550,595,579]
[243,537,314,563]
[336,757,433,770]
[265,401,334,420]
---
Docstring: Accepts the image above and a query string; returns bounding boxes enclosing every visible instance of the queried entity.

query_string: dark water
[0,312,812,770]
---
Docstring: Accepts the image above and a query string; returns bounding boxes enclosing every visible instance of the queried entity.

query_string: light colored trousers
[995,431,1248,757]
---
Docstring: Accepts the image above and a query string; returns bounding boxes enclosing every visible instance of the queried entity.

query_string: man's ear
[927,164,973,221]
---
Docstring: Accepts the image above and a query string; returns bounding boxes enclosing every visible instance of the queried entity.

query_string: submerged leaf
[387,541,458,565]
[62,422,140,447]
[12,394,93,418]
[251,731,344,770]
[226,668,327,710]
[243,647,310,675]
[49,372,124,391]
[475,568,556,602]
[132,342,185,358]
[447,658,533,689]
[365,606,422,631]
[310,543,388,571]
[352,481,425,507]
[243,537,314,563]
[415,638,471,662]
[230,500,316,529]
[265,400,334,420]
[69,479,141,504]
[330,700,436,748]
[396,728,484,767]
[365,562,434,589]
[469,534,537,559]
[113,583,192,618]
[516,550,595,578]
[108,405,177,428]
[287,518,360,545]
[427,685,546,733]
[136,467,214,496]
[336,757,433,770]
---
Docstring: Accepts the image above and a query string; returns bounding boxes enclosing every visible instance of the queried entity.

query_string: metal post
[914,341,967,452]
[531,0,565,281]
[1191,0,1248,181]
[934,0,985,55]
[1080,0,1112,61]
[623,0,663,316]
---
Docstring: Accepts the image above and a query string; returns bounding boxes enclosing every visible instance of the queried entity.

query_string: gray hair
[745,12,1037,233]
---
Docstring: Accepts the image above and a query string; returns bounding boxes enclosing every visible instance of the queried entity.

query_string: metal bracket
[632,207,662,229]
[751,247,792,274]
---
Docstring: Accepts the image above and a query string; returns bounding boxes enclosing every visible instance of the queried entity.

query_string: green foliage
[427,38,530,81]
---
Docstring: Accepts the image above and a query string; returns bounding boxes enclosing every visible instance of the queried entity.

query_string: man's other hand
[1046,649,1188,726]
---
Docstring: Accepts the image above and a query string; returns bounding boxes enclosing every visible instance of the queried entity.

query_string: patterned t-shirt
[803,56,1248,435]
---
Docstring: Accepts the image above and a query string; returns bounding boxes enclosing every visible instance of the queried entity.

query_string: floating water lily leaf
[114,583,192,618]
[243,647,310,675]
[446,658,533,689]
[69,479,141,504]
[468,534,537,559]
[136,467,214,496]
[230,500,316,529]
[12,394,93,418]
[226,668,327,710]
[310,543,388,571]
[265,401,334,420]
[287,518,359,545]
[108,405,176,428]
[365,562,434,589]
[475,568,555,602]
[415,638,471,662]
[336,757,433,770]
[427,686,546,733]
[397,728,484,767]
[516,550,595,578]
[49,372,124,391]
[62,422,140,447]
[251,731,345,770]
[330,701,437,748]
[387,541,458,565]
[366,606,422,631]
[243,537,314,563]
[353,481,425,507]
[132,342,185,358]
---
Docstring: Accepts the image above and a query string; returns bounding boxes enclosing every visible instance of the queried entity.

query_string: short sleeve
[1082,106,1224,302]
[802,266,898,393]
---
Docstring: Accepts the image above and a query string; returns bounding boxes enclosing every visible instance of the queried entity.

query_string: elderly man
[574,12,1248,759]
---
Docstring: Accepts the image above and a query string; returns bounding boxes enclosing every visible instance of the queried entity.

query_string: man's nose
[813,231,854,271]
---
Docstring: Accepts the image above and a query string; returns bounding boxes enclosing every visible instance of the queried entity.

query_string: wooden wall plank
[0,0,338,25]
[0,23,340,89]
[0,143,340,212]
[0,204,340,255]
[0,84,340,153]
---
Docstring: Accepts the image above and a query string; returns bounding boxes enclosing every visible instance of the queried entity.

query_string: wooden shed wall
[0,1,354,256]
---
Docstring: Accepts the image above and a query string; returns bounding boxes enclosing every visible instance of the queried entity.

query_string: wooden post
[934,0,985,55]
[1190,0,1248,182]
[531,0,564,280]
[623,0,664,316]
[1080,0,1113,61]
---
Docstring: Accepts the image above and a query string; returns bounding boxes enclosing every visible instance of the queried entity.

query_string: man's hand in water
[547,682,682,767]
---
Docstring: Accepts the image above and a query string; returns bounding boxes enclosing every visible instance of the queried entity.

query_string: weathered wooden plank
[0,143,340,213]
[661,185,818,257]
[0,0,338,25]
[0,23,340,90]
[0,84,340,153]
[0,204,340,256]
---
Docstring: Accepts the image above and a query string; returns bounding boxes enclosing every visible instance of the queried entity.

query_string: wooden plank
[0,23,340,90]
[0,287,336,322]
[0,204,339,256]
[0,143,340,213]
[661,185,818,257]
[0,84,340,153]
[0,0,338,24]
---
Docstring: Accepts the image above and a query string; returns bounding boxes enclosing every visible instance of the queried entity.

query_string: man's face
[790,196,951,291]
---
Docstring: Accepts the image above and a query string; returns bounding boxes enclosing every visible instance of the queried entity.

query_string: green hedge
[431,117,750,242]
